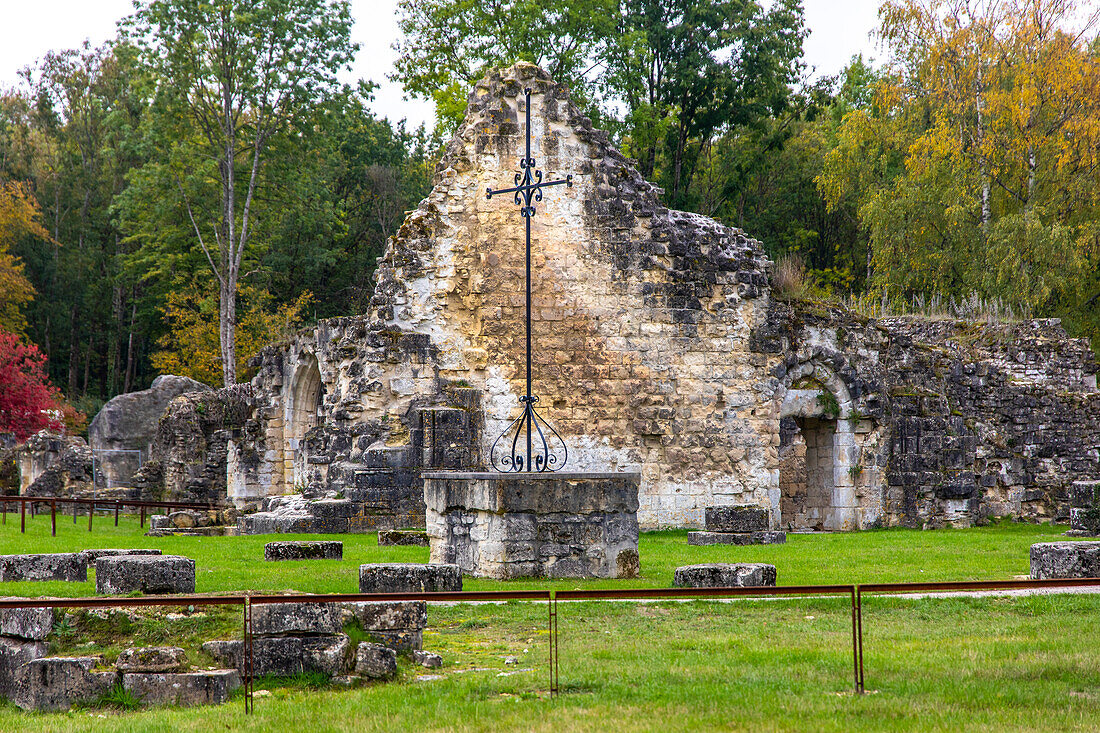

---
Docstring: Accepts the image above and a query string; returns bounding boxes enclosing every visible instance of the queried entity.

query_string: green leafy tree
[124,0,357,386]
[393,0,617,134]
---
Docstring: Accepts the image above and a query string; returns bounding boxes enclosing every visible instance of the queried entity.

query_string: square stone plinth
[423,471,641,579]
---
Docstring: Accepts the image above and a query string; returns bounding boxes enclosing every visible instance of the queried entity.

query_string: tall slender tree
[126,0,357,386]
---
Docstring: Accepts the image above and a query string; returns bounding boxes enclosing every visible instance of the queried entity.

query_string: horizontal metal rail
[0,577,1096,710]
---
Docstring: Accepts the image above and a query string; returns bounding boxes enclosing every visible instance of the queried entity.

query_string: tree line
[1,0,1098,437]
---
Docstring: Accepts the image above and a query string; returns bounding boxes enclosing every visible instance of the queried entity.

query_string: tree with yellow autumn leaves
[0,182,48,335]
[820,0,1100,329]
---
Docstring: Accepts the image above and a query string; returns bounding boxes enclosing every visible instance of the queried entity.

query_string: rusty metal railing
[0,496,221,535]
[0,578,1096,712]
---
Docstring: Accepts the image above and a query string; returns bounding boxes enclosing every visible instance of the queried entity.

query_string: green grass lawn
[0,514,1096,731]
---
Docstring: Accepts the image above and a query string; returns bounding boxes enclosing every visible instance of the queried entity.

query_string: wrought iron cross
[485,87,574,472]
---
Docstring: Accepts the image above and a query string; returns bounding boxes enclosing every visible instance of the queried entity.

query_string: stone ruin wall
[367,63,777,528]
[123,62,1100,532]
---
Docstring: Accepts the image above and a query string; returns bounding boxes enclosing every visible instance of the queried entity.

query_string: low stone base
[10,656,116,711]
[122,671,240,707]
[378,530,430,547]
[264,541,343,561]
[95,555,196,595]
[423,471,641,579]
[687,531,787,546]
[1030,541,1100,579]
[116,646,187,673]
[359,563,461,593]
[673,563,777,588]
[0,638,48,698]
[0,553,86,582]
[251,602,342,635]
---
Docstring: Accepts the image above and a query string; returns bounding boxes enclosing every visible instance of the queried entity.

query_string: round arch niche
[285,354,323,487]
[774,361,859,531]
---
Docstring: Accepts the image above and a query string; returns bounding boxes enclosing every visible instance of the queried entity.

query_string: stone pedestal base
[423,471,641,579]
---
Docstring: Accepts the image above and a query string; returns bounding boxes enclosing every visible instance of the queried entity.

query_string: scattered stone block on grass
[122,670,239,707]
[673,563,777,588]
[264,541,343,562]
[0,606,57,640]
[95,555,195,595]
[77,548,161,565]
[413,650,442,668]
[1030,541,1100,579]
[355,642,397,679]
[378,530,430,547]
[250,602,342,636]
[687,531,787,546]
[359,563,461,594]
[704,506,769,533]
[0,554,86,583]
[10,656,116,711]
[340,601,427,652]
[115,646,187,673]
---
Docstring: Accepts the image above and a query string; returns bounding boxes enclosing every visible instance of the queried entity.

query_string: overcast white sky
[0,0,883,131]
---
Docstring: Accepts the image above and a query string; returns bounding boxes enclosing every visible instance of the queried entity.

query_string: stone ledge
[359,564,462,593]
[0,554,86,583]
[264,541,343,561]
[122,670,240,707]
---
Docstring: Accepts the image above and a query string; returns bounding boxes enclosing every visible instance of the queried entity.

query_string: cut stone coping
[264,541,343,561]
[422,471,641,481]
[95,555,196,595]
[0,553,87,583]
[1030,541,1100,579]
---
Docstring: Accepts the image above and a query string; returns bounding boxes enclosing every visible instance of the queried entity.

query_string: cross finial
[485,87,575,473]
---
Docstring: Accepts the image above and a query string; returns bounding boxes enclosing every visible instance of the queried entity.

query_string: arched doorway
[775,364,860,531]
[285,355,322,488]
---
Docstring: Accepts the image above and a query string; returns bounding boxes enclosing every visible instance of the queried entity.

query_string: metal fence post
[51,501,56,537]
[20,499,25,533]
[115,501,120,526]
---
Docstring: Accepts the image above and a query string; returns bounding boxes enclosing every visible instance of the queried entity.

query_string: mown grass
[0,512,1067,596]
[0,514,1095,731]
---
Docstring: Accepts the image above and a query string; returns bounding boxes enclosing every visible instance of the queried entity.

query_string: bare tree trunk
[123,301,136,394]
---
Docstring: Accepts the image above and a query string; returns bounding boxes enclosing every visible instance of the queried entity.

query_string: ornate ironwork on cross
[485,87,574,473]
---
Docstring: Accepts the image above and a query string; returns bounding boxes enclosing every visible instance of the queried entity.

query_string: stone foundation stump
[673,563,777,588]
[378,530,430,547]
[359,563,461,593]
[264,541,343,561]
[423,471,641,579]
[1030,542,1100,579]
[95,555,195,595]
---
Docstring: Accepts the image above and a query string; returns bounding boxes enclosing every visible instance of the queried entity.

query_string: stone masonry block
[264,541,343,561]
[0,606,57,640]
[0,554,86,583]
[673,563,777,588]
[95,555,196,595]
[704,506,769,533]
[115,646,187,673]
[122,670,240,707]
[1030,542,1100,579]
[359,564,462,593]
[10,656,116,711]
[250,602,342,636]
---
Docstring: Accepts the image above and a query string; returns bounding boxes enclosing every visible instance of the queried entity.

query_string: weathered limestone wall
[757,303,1100,528]
[369,63,775,528]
